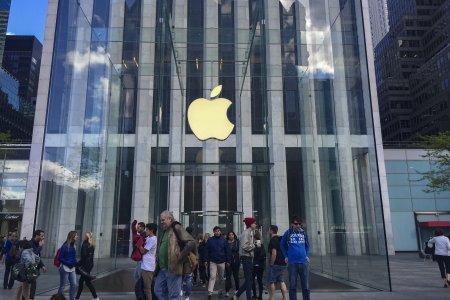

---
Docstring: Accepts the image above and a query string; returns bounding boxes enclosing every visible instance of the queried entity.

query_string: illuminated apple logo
[187,85,234,141]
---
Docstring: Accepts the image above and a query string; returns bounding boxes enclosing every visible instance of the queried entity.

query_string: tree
[419,132,450,193]
[0,132,11,144]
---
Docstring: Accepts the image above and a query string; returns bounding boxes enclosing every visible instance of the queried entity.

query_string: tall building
[24,0,392,292]
[368,0,389,47]
[376,0,450,143]
[3,35,43,118]
[0,0,11,63]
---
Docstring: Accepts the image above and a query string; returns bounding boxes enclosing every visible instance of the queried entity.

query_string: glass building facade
[23,0,393,291]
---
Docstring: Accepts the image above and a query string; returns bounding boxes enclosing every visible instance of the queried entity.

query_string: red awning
[419,221,450,228]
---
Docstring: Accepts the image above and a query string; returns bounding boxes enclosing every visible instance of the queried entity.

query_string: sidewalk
[1,253,449,299]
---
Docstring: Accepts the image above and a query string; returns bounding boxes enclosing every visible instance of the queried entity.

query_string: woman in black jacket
[75,232,98,300]
[252,230,266,300]
[225,231,240,296]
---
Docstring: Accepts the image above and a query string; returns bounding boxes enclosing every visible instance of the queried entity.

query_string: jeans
[183,273,192,297]
[58,267,77,300]
[3,258,15,289]
[236,257,253,300]
[134,261,142,282]
[154,268,182,300]
[287,263,310,300]
[252,265,264,298]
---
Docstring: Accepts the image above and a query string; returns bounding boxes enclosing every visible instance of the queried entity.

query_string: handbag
[76,266,96,281]
[12,262,27,282]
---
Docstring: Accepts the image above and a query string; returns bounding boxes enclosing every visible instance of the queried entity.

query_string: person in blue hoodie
[205,226,231,299]
[57,231,78,300]
[280,216,310,300]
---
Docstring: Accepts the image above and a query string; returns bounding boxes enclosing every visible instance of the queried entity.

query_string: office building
[0,0,11,63]
[23,0,392,292]
[376,0,450,143]
[3,35,43,118]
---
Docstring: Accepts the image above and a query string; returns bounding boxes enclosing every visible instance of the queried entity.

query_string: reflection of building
[376,0,450,143]
[24,0,392,291]
[384,148,450,252]
[0,0,11,63]
[368,0,389,47]
[0,66,19,109]
[0,145,29,237]
[3,35,43,119]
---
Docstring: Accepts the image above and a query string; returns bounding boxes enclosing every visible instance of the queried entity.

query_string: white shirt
[428,236,450,256]
[141,236,157,271]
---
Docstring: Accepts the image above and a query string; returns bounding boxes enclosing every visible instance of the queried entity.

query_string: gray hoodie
[239,228,255,258]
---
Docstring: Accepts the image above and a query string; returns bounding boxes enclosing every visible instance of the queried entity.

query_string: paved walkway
[1,253,449,299]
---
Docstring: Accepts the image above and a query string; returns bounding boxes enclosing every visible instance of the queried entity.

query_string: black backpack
[424,242,435,255]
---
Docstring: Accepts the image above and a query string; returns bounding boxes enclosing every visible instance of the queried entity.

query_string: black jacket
[78,240,95,272]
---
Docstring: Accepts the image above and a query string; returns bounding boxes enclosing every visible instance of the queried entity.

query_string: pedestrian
[252,231,266,300]
[280,216,310,300]
[2,232,19,289]
[267,225,287,300]
[233,217,256,300]
[225,231,240,297]
[137,223,158,300]
[198,233,209,287]
[0,235,4,261]
[131,220,146,282]
[154,210,195,300]
[27,230,47,300]
[15,240,40,300]
[57,231,78,300]
[205,226,230,299]
[427,228,450,287]
[193,233,203,286]
[181,226,197,300]
[75,232,99,300]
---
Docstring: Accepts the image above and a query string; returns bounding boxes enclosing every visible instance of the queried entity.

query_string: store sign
[4,214,21,220]
[187,85,234,141]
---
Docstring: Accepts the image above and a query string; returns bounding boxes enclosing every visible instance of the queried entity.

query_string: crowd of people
[130,212,310,300]
[0,213,312,300]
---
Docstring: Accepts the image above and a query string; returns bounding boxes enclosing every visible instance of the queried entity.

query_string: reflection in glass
[184,148,203,212]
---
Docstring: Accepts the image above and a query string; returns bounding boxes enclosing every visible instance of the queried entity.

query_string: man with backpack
[280,216,310,300]
[131,220,147,282]
[2,232,18,289]
[267,225,287,300]
[27,230,47,300]
[154,210,195,300]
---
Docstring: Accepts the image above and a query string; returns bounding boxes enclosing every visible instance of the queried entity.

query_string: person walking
[225,231,240,297]
[75,232,99,300]
[137,223,158,300]
[154,210,195,300]
[280,216,310,300]
[252,231,266,300]
[198,233,210,287]
[181,226,197,300]
[233,217,256,300]
[28,230,47,300]
[131,220,146,282]
[205,226,230,299]
[427,228,450,287]
[15,240,40,300]
[267,225,287,300]
[2,232,18,289]
[57,231,78,300]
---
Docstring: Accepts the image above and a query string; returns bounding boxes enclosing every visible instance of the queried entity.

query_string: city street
[0,253,449,299]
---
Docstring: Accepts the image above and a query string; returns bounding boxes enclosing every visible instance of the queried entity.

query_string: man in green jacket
[154,210,195,300]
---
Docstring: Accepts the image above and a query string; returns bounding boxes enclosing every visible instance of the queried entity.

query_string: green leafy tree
[419,132,450,192]
[0,132,11,144]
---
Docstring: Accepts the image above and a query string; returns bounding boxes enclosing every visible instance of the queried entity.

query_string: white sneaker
[225,292,230,297]
[93,298,100,300]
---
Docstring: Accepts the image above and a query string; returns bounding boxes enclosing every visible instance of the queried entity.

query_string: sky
[7,0,48,43]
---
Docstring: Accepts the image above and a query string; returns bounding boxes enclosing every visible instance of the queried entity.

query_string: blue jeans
[58,267,77,300]
[134,261,142,282]
[236,257,253,300]
[154,268,183,300]
[183,273,193,297]
[287,263,310,300]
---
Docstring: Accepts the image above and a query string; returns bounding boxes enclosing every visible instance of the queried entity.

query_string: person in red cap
[233,217,256,300]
